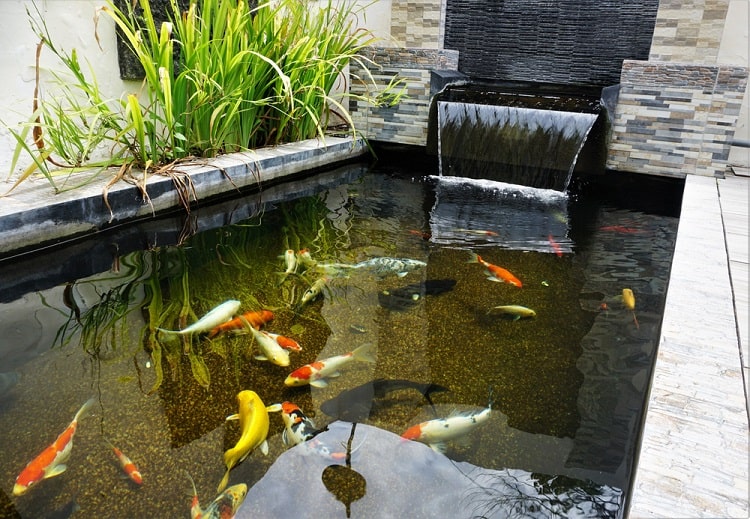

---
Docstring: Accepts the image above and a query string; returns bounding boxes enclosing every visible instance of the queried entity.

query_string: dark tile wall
[443,0,660,87]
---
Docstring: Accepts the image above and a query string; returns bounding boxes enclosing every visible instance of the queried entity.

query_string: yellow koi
[218,390,279,492]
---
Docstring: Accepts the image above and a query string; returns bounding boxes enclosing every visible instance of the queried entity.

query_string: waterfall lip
[429,174,569,203]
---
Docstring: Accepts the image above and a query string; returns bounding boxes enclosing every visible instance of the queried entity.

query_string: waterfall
[437,101,599,191]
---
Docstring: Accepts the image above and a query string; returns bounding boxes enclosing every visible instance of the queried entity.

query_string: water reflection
[236,422,621,518]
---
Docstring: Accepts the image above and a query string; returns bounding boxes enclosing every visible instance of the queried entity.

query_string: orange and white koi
[248,326,290,367]
[187,472,247,519]
[296,248,318,270]
[218,390,278,492]
[276,249,298,285]
[105,440,142,485]
[206,310,274,338]
[468,252,522,287]
[13,397,95,496]
[263,332,302,352]
[401,390,493,454]
[158,300,241,335]
[284,343,376,388]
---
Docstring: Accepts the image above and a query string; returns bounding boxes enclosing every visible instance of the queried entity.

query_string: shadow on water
[0,151,683,518]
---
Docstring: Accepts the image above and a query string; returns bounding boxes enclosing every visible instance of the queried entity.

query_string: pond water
[0,156,683,519]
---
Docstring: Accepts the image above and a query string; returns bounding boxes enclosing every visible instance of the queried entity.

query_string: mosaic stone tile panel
[607,60,748,177]
[650,0,730,63]
[391,0,443,49]
[349,47,459,146]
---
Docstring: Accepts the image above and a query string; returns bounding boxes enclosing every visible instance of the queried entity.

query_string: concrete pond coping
[0,136,368,259]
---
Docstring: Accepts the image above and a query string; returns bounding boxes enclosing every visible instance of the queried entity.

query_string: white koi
[157,300,241,335]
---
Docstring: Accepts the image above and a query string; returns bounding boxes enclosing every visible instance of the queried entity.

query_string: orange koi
[599,225,643,234]
[467,252,522,287]
[106,440,142,485]
[408,230,432,240]
[548,234,563,257]
[207,310,274,338]
[13,397,95,496]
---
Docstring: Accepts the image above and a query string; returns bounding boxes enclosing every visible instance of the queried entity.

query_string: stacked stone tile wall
[349,47,459,146]
[608,61,747,177]
[607,0,748,177]
[390,0,443,49]
[649,0,729,63]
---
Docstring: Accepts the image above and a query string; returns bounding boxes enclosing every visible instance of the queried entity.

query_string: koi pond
[0,154,683,518]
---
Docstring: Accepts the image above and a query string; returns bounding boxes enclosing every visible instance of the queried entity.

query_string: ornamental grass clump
[3,0,404,201]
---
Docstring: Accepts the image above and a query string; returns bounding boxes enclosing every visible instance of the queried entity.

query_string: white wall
[0,0,133,177]
[0,0,392,178]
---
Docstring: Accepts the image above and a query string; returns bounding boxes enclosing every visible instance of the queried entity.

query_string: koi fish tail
[466,251,480,264]
[275,271,299,286]
[423,383,450,413]
[217,469,230,494]
[75,397,96,422]
[487,386,495,410]
[352,343,376,363]
[185,470,198,497]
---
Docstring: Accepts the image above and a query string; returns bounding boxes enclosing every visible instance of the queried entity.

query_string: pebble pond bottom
[0,157,684,518]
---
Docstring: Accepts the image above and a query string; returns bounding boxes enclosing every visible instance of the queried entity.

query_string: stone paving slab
[628,175,749,518]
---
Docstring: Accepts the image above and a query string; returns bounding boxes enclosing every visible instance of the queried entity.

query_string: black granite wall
[443,0,659,87]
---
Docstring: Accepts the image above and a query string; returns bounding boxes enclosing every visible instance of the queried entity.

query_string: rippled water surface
[0,159,683,518]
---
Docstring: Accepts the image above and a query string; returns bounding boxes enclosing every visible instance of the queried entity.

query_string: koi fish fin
[397,271,409,278]
[46,464,68,478]
[455,435,473,449]
[156,327,181,335]
[486,276,502,283]
[266,403,283,413]
[281,429,291,447]
[260,440,269,456]
[310,379,329,388]
[226,414,239,421]
[429,442,448,454]
[254,355,269,361]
